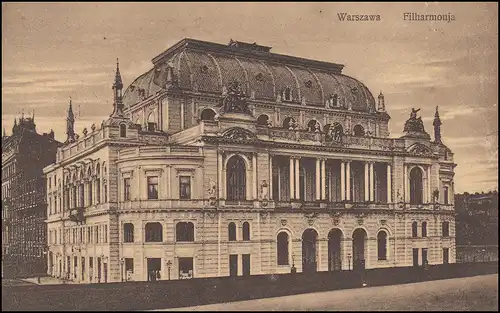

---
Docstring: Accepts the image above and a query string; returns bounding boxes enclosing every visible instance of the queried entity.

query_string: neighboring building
[1,115,60,278]
[455,191,498,246]
[44,38,457,284]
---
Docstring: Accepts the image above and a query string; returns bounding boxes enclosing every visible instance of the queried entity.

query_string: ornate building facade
[2,116,60,278]
[44,39,457,284]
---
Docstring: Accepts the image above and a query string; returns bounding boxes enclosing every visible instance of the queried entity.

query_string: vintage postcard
[2,2,498,311]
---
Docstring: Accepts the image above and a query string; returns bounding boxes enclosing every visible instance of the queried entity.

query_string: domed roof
[123,39,376,112]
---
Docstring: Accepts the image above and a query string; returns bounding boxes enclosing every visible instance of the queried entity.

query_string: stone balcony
[119,199,212,211]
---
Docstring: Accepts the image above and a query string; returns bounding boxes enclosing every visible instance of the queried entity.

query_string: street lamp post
[347,254,352,271]
[120,258,124,282]
[166,260,172,280]
[291,253,296,274]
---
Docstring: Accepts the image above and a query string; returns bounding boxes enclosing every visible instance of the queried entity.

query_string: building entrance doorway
[178,257,193,279]
[302,229,318,273]
[352,228,367,270]
[413,248,419,267]
[328,229,342,271]
[242,254,251,276]
[229,255,238,277]
[147,258,161,281]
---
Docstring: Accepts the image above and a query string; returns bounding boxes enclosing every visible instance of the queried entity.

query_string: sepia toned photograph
[1,2,498,311]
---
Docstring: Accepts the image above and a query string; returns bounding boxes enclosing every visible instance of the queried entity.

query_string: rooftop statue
[403,108,426,133]
[219,81,252,115]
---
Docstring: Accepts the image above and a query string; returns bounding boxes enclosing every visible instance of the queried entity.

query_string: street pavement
[154,274,498,311]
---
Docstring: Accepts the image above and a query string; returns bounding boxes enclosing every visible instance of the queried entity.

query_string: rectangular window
[96,179,101,204]
[443,248,449,264]
[124,178,131,201]
[444,186,449,205]
[179,176,191,199]
[95,226,100,244]
[104,224,108,243]
[147,176,159,200]
[88,183,92,205]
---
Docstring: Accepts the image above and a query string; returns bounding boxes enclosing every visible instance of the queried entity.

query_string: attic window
[200,65,209,74]
[282,87,292,101]
[305,80,313,88]
[255,73,264,82]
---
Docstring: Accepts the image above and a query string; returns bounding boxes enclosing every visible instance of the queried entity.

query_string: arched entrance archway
[328,229,343,272]
[302,229,318,273]
[352,228,367,270]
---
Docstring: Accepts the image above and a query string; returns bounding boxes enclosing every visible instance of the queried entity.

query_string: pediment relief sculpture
[222,127,257,142]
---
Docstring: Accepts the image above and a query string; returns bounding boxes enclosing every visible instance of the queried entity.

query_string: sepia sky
[2,2,498,193]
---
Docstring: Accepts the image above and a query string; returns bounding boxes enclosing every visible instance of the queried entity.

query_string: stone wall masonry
[168,97,182,132]
[108,213,120,282]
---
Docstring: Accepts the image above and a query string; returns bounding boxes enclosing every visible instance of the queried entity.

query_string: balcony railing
[119,199,211,210]
[255,127,397,151]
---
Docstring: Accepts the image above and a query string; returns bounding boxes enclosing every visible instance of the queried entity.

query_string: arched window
[409,167,424,205]
[353,125,365,136]
[147,111,157,131]
[145,222,163,242]
[226,156,246,201]
[257,114,270,126]
[176,222,195,242]
[412,221,418,238]
[123,223,134,243]
[119,124,126,137]
[377,231,387,260]
[200,108,216,121]
[442,221,450,237]
[242,222,250,241]
[282,117,295,130]
[277,232,289,265]
[228,222,237,241]
[332,94,338,106]
[307,120,320,132]
[422,221,427,237]
[87,168,92,205]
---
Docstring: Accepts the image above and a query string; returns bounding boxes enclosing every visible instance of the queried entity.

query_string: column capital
[341,159,351,163]
[290,156,302,160]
